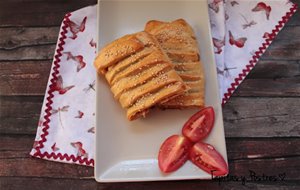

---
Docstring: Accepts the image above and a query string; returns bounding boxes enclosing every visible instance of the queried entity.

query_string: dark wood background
[0,0,299,189]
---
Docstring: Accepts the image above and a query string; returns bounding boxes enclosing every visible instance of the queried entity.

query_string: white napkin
[30,1,298,166]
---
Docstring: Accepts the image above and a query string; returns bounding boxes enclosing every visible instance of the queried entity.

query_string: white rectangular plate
[95,0,227,182]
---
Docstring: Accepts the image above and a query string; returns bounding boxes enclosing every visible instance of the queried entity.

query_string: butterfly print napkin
[30,1,298,166]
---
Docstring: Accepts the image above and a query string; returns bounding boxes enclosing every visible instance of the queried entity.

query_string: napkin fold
[30,1,298,166]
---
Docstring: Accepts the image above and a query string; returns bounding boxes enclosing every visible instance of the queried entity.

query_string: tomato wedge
[182,107,215,142]
[189,142,228,176]
[158,135,192,173]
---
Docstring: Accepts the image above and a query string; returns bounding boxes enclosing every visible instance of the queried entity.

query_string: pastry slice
[94,31,187,121]
[145,19,205,109]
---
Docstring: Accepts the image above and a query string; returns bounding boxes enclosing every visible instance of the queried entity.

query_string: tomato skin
[158,135,193,173]
[189,142,228,176]
[182,107,215,142]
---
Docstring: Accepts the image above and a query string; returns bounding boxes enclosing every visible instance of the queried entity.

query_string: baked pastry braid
[145,19,205,109]
[94,31,187,120]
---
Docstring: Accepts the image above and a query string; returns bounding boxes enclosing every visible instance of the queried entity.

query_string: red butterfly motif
[71,142,88,158]
[75,110,84,119]
[213,37,225,54]
[89,39,97,48]
[51,143,60,152]
[231,1,239,6]
[229,31,247,48]
[87,127,95,134]
[67,16,87,39]
[53,75,75,95]
[252,2,271,20]
[208,0,223,13]
[64,52,86,72]
[263,32,271,39]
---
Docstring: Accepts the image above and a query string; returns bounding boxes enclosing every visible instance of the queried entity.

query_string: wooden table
[0,0,299,189]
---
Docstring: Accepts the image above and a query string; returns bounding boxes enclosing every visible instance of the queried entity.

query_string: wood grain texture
[1,177,300,190]
[0,0,298,27]
[0,44,55,61]
[246,60,299,79]
[286,0,300,26]
[223,97,300,137]
[0,61,51,96]
[1,96,299,137]
[233,78,300,97]
[0,27,59,49]
[1,60,299,96]
[0,0,97,27]
[0,26,299,95]
[0,152,299,180]
[226,138,300,160]
[0,96,43,135]
[1,135,299,163]
[0,26,299,61]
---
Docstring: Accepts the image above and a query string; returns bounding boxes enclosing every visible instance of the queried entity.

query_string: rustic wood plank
[0,22,298,45]
[0,25,298,49]
[247,60,299,79]
[262,49,300,61]
[0,27,59,49]
[0,96,43,135]
[1,96,299,137]
[261,26,300,60]
[0,157,94,178]
[228,157,300,181]
[0,136,34,159]
[0,156,299,180]
[265,41,300,57]
[235,59,300,97]
[0,21,298,61]
[0,136,34,151]
[226,138,300,160]
[1,136,299,185]
[286,0,300,26]
[276,26,300,40]
[0,29,299,61]
[1,135,299,162]
[267,38,300,50]
[0,60,298,96]
[1,177,300,190]
[233,78,300,97]
[0,61,51,96]
[0,0,297,27]
[0,44,55,61]
[0,0,97,27]
[223,97,300,137]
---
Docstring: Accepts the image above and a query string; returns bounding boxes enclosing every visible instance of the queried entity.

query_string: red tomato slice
[182,107,215,142]
[189,142,228,176]
[158,135,192,173]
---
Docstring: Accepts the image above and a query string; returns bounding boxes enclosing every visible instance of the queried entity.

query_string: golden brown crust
[94,34,144,74]
[94,31,187,121]
[145,19,205,109]
[126,81,186,120]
